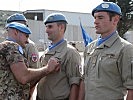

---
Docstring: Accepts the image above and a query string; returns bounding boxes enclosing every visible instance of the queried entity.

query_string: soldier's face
[94,11,115,38]
[17,31,29,48]
[45,22,60,43]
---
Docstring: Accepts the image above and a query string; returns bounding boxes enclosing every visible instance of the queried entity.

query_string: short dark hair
[56,22,67,32]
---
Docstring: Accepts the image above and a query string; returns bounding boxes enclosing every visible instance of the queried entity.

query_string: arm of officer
[10,57,60,85]
[69,84,79,100]
[126,89,133,100]
[78,80,85,100]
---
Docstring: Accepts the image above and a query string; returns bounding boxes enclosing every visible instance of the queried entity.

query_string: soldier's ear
[14,29,19,36]
[113,15,120,26]
[59,24,64,33]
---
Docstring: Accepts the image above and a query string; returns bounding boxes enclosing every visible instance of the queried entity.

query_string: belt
[36,95,69,100]
[59,98,69,100]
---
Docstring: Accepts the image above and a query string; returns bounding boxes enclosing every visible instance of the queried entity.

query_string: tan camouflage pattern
[0,40,30,100]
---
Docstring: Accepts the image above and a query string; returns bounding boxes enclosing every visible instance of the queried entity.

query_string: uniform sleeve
[6,43,24,66]
[24,43,39,68]
[120,44,133,89]
[66,49,82,86]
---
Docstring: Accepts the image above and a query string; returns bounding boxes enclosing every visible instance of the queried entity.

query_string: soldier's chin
[96,30,101,34]
[48,37,52,41]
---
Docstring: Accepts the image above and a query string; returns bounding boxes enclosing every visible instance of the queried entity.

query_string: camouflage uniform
[23,40,39,99]
[0,40,30,100]
[24,40,39,68]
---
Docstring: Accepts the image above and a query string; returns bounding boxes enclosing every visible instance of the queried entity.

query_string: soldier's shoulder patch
[31,53,38,62]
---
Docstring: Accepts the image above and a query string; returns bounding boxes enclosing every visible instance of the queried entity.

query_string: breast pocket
[44,54,54,62]
[41,53,55,66]
[84,53,98,76]
[100,53,119,74]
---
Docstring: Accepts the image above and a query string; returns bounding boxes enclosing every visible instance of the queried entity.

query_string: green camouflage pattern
[0,40,30,100]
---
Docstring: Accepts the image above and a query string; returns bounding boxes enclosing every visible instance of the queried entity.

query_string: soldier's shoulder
[26,42,36,48]
[0,40,20,55]
[0,40,18,48]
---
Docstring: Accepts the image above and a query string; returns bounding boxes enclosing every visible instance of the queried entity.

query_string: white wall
[44,10,94,26]
[26,9,99,51]
[124,31,133,44]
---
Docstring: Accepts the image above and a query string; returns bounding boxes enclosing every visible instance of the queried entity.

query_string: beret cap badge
[48,16,54,21]
[101,3,110,9]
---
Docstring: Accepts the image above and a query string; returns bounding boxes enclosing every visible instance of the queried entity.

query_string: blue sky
[0,0,103,13]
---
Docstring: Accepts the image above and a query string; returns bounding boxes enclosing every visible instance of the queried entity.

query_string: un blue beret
[92,2,122,16]
[6,13,27,23]
[6,22,31,34]
[44,13,68,25]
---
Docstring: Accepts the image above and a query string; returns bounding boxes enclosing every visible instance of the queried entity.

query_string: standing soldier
[6,13,40,98]
[37,13,81,100]
[78,2,133,100]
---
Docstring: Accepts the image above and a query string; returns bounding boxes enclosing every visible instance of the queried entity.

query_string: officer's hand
[47,57,60,73]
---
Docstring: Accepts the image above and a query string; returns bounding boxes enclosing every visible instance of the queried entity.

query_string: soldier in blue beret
[37,13,81,100]
[6,13,27,25]
[0,22,60,100]
[78,2,133,100]
[5,22,31,48]
[44,13,68,25]
[6,13,40,99]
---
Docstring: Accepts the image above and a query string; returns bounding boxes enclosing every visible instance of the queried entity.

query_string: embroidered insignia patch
[31,54,38,62]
